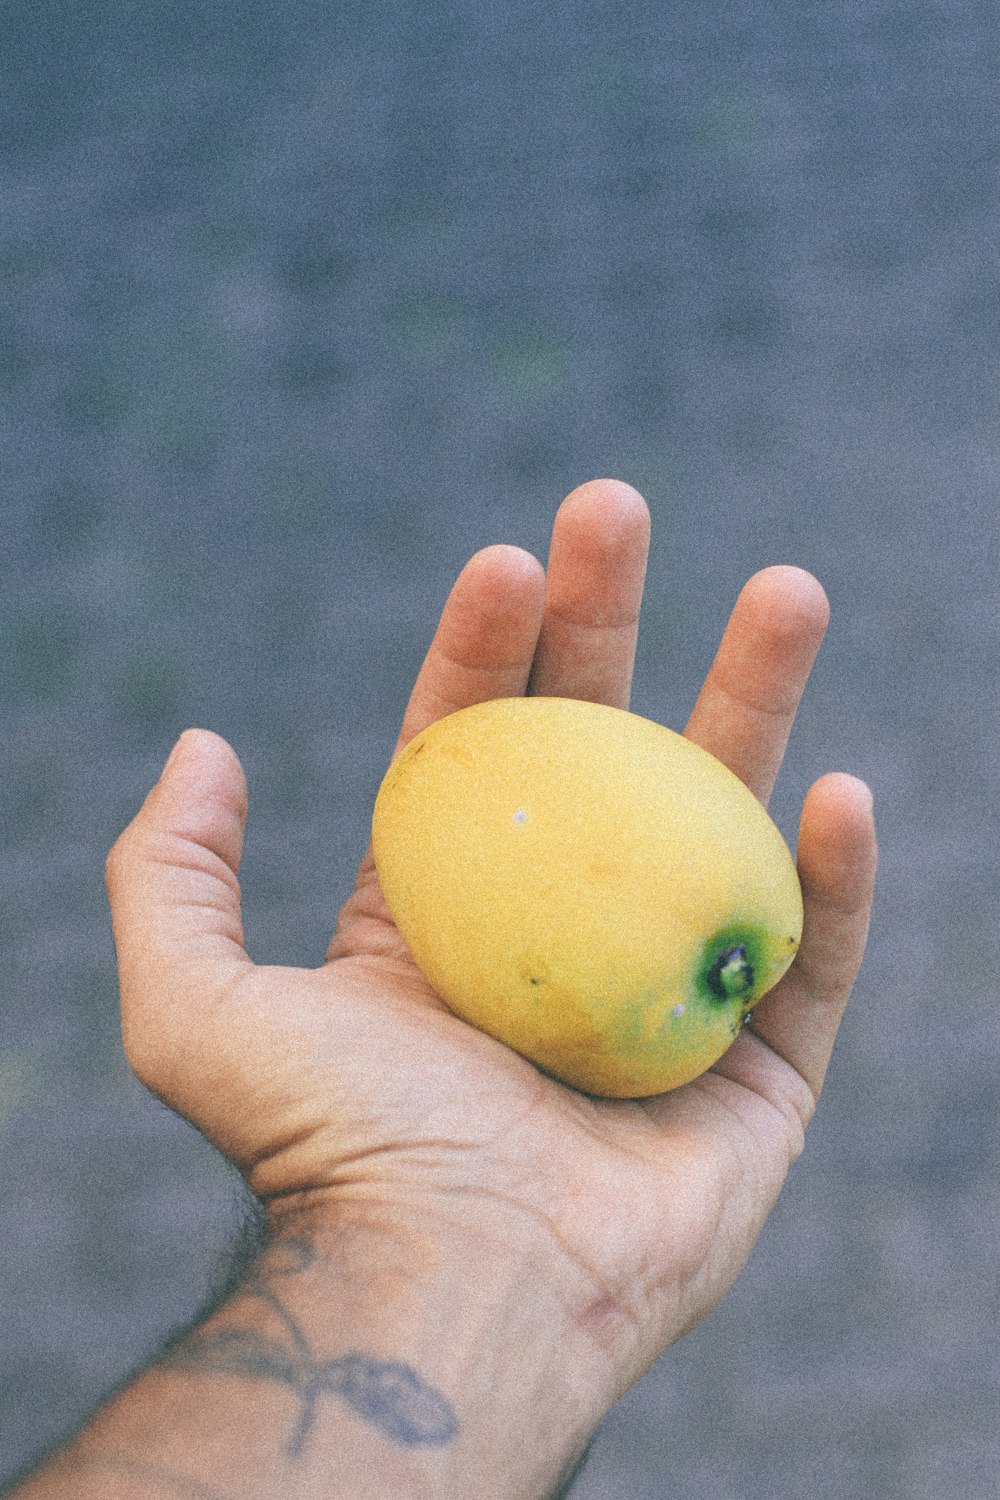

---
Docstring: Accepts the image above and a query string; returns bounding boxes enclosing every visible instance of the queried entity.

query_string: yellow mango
[372,696,802,1096]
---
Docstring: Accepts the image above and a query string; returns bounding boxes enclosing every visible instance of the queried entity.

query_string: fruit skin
[372,697,803,1097]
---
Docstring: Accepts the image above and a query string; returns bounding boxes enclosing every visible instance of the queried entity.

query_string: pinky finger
[742,772,878,1108]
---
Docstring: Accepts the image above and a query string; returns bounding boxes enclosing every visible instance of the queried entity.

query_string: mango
[372,696,802,1096]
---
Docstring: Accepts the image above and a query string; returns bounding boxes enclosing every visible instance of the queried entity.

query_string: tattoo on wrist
[162,1235,458,1458]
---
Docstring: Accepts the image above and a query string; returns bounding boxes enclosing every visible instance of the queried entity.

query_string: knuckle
[120,1001,180,1099]
[104,824,133,890]
[119,1010,157,1090]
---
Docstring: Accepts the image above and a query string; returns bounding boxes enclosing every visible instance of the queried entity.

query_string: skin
[6,479,877,1500]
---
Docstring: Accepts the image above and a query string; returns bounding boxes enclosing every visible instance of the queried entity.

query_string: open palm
[107,479,876,1400]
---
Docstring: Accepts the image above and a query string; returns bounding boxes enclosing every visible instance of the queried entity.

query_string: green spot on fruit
[694,923,771,1016]
[705,944,755,1001]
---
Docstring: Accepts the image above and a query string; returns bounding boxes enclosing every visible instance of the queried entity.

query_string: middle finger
[526,478,651,709]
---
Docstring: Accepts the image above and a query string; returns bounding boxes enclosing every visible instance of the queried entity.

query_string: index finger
[392,543,546,756]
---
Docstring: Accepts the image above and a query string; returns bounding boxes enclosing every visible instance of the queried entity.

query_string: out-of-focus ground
[2,3,999,1495]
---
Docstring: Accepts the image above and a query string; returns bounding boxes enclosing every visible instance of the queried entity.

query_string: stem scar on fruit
[705,944,755,1001]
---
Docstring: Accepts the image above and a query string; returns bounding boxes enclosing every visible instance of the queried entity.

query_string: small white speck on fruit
[512,809,528,824]
[672,1003,685,1018]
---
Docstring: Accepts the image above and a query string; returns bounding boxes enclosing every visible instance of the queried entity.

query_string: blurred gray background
[2,1,998,1495]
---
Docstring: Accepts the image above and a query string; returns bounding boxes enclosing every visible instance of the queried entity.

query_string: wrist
[250,1189,613,1498]
[42,1188,620,1500]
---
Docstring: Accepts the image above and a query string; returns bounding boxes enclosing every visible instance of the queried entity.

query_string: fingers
[105,729,253,1083]
[683,566,830,805]
[392,479,650,756]
[392,544,547,756]
[526,478,651,708]
[332,481,647,960]
[719,772,878,1117]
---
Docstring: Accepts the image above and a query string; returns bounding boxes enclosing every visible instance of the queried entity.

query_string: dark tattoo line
[71,1454,232,1500]
[251,1235,314,1282]
[162,1241,458,1458]
[165,1327,458,1456]
[255,1282,312,1360]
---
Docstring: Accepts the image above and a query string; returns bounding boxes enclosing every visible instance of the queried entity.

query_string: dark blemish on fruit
[529,977,540,986]
[706,945,755,1001]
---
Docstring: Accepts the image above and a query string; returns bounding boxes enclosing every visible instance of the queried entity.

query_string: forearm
[8,1197,610,1500]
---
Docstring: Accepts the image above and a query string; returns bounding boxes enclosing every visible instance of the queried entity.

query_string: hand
[104,478,876,1470]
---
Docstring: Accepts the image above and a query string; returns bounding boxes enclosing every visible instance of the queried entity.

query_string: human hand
[106,478,876,1431]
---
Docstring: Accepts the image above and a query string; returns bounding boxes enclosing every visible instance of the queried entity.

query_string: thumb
[106,728,254,1102]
